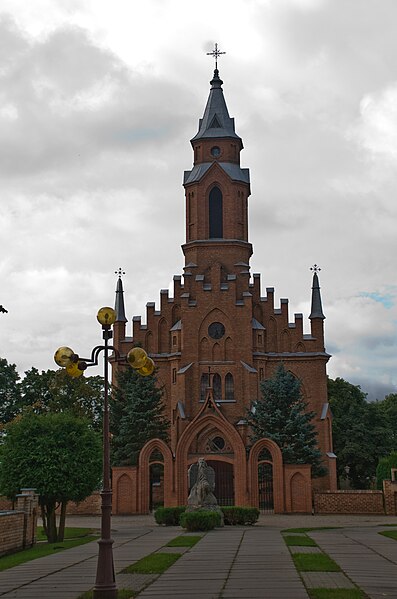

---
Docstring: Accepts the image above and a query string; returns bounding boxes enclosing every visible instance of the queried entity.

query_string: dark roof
[309,272,325,320]
[191,69,242,143]
[114,277,127,322]
[184,162,250,185]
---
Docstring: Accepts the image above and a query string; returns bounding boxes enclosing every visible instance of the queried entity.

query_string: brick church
[111,61,337,514]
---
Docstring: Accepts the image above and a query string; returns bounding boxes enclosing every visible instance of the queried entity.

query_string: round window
[208,322,225,339]
[212,436,225,450]
[211,146,221,157]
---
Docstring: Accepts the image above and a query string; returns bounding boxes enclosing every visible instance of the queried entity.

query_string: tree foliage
[111,367,169,466]
[328,377,392,489]
[0,412,102,542]
[0,357,21,427]
[0,359,104,430]
[248,363,326,477]
[376,451,397,489]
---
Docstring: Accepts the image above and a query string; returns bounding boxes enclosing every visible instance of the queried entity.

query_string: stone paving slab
[301,571,356,588]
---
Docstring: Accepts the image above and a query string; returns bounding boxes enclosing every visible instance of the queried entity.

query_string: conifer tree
[110,366,169,466]
[248,363,326,477]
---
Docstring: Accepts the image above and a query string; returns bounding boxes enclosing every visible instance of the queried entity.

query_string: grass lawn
[308,590,366,599]
[166,535,202,547]
[0,535,98,572]
[282,527,340,533]
[284,535,317,547]
[379,530,397,541]
[122,552,181,574]
[293,552,341,572]
[37,526,97,541]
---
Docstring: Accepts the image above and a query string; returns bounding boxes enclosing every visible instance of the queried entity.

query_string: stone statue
[187,458,224,525]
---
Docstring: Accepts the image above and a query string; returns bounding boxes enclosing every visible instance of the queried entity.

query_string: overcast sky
[1,0,396,400]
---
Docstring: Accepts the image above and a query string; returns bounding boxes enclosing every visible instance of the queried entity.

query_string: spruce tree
[248,363,326,477]
[110,366,169,466]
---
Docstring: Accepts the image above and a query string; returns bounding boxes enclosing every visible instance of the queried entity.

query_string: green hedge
[221,506,260,525]
[154,506,186,526]
[180,510,221,531]
[154,505,260,526]
[376,452,397,489]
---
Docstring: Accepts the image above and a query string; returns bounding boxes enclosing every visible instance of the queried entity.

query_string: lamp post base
[93,536,117,599]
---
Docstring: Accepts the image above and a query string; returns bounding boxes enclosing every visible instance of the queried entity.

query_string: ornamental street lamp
[54,307,154,599]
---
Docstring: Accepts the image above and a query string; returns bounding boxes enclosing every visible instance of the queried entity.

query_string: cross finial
[115,268,125,279]
[206,43,226,70]
[310,264,321,274]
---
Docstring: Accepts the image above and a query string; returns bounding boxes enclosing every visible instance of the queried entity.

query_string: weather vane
[115,268,125,279]
[310,264,321,274]
[206,43,226,70]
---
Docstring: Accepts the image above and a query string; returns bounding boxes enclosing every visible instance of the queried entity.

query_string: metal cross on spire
[206,43,226,70]
[115,267,125,279]
[310,264,321,274]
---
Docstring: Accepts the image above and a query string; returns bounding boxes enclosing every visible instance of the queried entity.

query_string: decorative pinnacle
[206,43,226,70]
[310,264,321,274]
[115,268,125,279]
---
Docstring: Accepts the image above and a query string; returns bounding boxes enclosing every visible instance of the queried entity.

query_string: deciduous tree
[0,412,102,542]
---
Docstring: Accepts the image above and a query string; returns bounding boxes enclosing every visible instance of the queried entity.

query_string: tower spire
[114,268,127,323]
[309,265,325,320]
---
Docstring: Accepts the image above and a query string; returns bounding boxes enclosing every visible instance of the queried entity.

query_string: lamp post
[54,307,154,599]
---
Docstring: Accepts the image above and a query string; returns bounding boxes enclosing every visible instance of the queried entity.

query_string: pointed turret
[114,276,127,323]
[309,271,325,320]
[191,69,242,143]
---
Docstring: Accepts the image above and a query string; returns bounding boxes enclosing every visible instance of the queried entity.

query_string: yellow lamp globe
[66,360,85,378]
[127,347,148,369]
[97,307,116,327]
[138,357,155,377]
[54,346,74,367]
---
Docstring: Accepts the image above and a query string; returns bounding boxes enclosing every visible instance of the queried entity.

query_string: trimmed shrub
[180,510,221,531]
[154,506,186,526]
[221,506,260,526]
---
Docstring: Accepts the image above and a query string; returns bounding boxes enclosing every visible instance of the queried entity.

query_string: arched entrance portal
[207,460,234,506]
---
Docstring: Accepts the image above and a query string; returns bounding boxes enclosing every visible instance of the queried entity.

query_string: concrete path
[0,514,395,598]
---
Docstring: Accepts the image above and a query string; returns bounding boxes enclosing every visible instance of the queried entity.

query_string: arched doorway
[258,448,274,514]
[207,460,234,506]
[149,450,164,511]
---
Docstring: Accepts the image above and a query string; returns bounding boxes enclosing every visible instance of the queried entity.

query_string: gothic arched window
[209,186,223,238]
[213,373,222,401]
[225,373,234,401]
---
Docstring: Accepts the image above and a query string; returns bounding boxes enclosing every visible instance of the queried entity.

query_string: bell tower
[182,62,252,274]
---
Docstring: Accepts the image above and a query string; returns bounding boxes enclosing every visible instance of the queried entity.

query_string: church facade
[111,66,337,514]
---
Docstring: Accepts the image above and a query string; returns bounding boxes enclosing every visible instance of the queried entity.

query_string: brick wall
[0,497,13,511]
[0,489,38,557]
[314,490,384,514]
[61,491,101,515]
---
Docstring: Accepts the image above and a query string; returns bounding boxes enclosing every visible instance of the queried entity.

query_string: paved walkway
[0,514,395,598]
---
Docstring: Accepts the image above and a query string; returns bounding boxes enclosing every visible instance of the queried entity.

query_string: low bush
[221,506,259,526]
[180,510,221,531]
[154,506,186,526]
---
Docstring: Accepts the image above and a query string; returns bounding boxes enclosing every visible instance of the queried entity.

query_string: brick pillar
[16,488,39,548]
[383,480,397,516]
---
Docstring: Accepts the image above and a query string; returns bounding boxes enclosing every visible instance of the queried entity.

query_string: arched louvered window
[225,373,234,401]
[200,373,209,401]
[213,373,222,401]
[209,186,223,238]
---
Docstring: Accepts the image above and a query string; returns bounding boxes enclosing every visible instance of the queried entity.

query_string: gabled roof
[191,69,242,143]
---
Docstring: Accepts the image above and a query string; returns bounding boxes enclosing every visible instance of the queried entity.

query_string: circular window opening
[208,322,225,339]
[211,146,221,157]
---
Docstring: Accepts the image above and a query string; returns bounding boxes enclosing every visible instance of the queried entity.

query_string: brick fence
[314,489,384,514]
[0,489,38,557]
